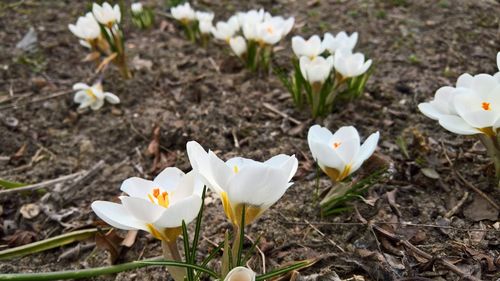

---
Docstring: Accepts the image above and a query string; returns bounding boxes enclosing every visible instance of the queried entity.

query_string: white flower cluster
[292,32,372,84]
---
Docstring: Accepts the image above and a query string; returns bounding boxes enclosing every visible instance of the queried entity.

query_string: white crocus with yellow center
[73,82,120,111]
[186,141,298,227]
[170,2,196,23]
[322,31,358,54]
[308,125,379,182]
[212,16,240,42]
[255,16,294,45]
[224,267,256,281]
[68,12,101,42]
[91,168,203,242]
[229,36,247,57]
[196,11,214,35]
[92,2,121,26]
[333,49,372,78]
[131,2,143,14]
[299,55,334,84]
[292,35,325,58]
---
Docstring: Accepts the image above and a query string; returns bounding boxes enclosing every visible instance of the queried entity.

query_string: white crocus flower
[322,31,358,54]
[212,17,240,42]
[92,168,203,242]
[308,125,380,182]
[187,141,298,226]
[170,2,196,23]
[224,267,256,281]
[299,56,334,84]
[73,82,120,111]
[92,2,121,26]
[237,9,265,26]
[131,2,143,14]
[333,49,372,78]
[256,16,294,45]
[195,11,214,23]
[68,12,101,41]
[292,35,325,58]
[199,20,213,34]
[229,36,247,57]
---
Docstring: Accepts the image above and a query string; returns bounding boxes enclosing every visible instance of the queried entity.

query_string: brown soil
[1,0,499,280]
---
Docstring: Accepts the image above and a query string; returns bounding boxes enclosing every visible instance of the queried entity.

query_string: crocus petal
[350,131,380,173]
[120,177,156,200]
[497,52,500,71]
[456,73,473,88]
[154,195,202,228]
[438,115,482,135]
[90,98,104,110]
[91,201,147,231]
[73,83,89,90]
[187,141,225,194]
[224,266,256,281]
[104,92,120,104]
[74,91,88,104]
[418,103,443,120]
[170,170,203,203]
[153,167,185,192]
[120,196,165,223]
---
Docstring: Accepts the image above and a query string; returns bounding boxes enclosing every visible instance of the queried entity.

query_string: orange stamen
[153,188,160,198]
[482,102,491,111]
[333,142,341,149]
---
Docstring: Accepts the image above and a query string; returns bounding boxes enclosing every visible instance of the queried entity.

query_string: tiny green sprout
[131,2,155,29]
[408,54,420,64]
[375,10,387,19]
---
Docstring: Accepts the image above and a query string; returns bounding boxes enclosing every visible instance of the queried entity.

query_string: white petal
[418,102,443,120]
[497,52,500,71]
[224,266,256,281]
[350,131,380,173]
[170,170,203,203]
[456,73,473,88]
[120,177,156,199]
[153,167,185,192]
[73,83,89,90]
[73,91,88,104]
[104,92,120,104]
[90,98,104,110]
[187,141,224,194]
[91,201,147,230]
[120,196,165,223]
[154,195,202,228]
[438,115,481,135]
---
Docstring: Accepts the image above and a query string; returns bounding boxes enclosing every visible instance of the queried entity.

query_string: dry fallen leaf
[95,229,124,264]
[20,203,40,219]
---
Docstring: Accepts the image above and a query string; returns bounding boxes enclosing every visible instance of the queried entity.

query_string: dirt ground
[1,0,499,280]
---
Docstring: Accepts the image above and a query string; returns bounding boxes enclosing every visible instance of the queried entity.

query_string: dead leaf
[463,195,499,221]
[82,51,101,62]
[3,230,37,246]
[121,230,138,247]
[10,143,27,162]
[132,55,153,71]
[421,167,440,179]
[20,203,40,219]
[95,229,124,264]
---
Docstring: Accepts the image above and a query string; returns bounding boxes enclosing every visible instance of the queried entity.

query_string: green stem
[479,134,500,187]
[0,256,163,281]
[161,240,186,281]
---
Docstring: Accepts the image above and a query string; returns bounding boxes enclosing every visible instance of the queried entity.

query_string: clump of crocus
[69,2,132,79]
[72,81,120,111]
[308,125,380,215]
[92,167,203,281]
[171,2,214,44]
[276,31,372,117]
[131,2,154,29]
[419,52,500,187]
[212,8,294,72]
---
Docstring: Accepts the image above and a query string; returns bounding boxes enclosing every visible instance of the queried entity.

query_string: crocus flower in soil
[91,168,203,242]
[292,35,325,58]
[170,2,196,23]
[224,267,256,281]
[92,2,121,26]
[230,36,247,57]
[299,56,334,84]
[186,141,298,227]
[196,11,214,23]
[131,2,143,14]
[73,82,120,111]
[196,11,214,35]
[322,31,358,54]
[333,49,372,78]
[212,17,240,42]
[238,9,265,40]
[255,16,294,45]
[68,12,101,43]
[308,125,379,182]
[418,73,500,135]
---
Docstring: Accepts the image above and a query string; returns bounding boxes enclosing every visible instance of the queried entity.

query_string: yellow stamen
[85,89,97,100]
[233,165,239,173]
[146,224,181,242]
[333,142,341,149]
[323,164,351,182]
[148,188,169,208]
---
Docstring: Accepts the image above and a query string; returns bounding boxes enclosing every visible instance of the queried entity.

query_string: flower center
[147,188,169,208]
[233,165,239,173]
[482,102,491,111]
[266,26,274,34]
[333,142,341,149]
[85,89,97,101]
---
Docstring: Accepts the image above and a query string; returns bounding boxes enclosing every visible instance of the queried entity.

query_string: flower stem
[479,134,500,187]
[161,240,186,281]
[231,224,241,267]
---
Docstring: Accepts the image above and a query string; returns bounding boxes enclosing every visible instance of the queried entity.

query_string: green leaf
[137,260,219,279]
[0,228,105,260]
[0,256,163,281]
[194,238,225,280]
[0,178,27,189]
[255,260,316,281]
[181,221,194,281]
[236,205,245,266]
[191,187,206,263]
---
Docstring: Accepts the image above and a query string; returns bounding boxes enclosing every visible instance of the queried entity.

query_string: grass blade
[191,187,206,263]
[255,259,316,281]
[0,228,105,260]
[0,178,27,189]
[181,221,194,281]
[139,260,219,279]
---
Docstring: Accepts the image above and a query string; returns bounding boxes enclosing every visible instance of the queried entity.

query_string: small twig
[354,207,481,281]
[208,57,220,74]
[444,191,469,218]
[61,160,106,193]
[455,171,499,210]
[304,219,345,253]
[231,128,240,148]
[0,171,85,195]
[0,89,73,111]
[262,102,301,125]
